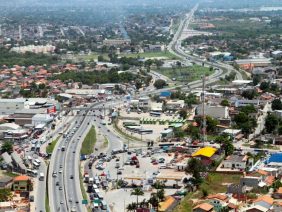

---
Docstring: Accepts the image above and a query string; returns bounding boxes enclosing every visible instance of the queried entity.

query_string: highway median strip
[46,136,60,154]
[81,126,96,155]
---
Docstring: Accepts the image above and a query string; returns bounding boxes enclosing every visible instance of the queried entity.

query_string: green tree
[202,188,209,197]
[260,81,270,91]
[126,202,137,212]
[220,99,230,107]
[272,99,282,110]
[206,116,219,133]
[253,75,261,86]
[185,158,205,186]
[97,55,105,62]
[131,187,144,206]
[265,113,279,133]
[1,141,13,154]
[148,193,159,210]
[0,188,12,201]
[153,79,167,89]
[179,109,187,119]
[223,141,234,156]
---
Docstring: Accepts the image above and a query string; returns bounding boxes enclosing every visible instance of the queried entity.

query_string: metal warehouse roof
[192,146,217,158]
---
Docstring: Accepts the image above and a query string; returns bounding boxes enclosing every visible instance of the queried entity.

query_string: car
[60,201,63,204]
[59,186,62,190]
[117,170,122,175]
[152,161,158,165]
[52,172,57,177]
[115,158,120,162]
[56,182,59,186]
[59,170,63,174]
[60,165,63,168]
[70,175,74,179]
[75,201,79,204]
[73,151,76,153]
[118,167,124,171]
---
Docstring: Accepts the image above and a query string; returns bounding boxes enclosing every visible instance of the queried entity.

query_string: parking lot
[85,148,188,212]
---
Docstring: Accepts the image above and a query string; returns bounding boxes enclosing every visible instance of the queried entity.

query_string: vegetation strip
[80,126,96,155]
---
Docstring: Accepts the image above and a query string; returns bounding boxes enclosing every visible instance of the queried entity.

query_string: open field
[173,173,241,212]
[156,65,214,82]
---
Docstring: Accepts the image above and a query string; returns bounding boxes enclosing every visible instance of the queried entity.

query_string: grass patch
[77,53,110,61]
[174,173,241,212]
[4,172,19,177]
[156,65,214,82]
[46,136,60,154]
[103,136,109,148]
[45,192,50,212]
[80,126,96,155]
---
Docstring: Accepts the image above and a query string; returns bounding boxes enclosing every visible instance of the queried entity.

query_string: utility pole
[201,75,206,146]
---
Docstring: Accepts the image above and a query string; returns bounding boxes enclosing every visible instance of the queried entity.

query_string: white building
[221,155,248,170]
[165,100,185,111]
[196,104,229,119]
[32,114,53,126]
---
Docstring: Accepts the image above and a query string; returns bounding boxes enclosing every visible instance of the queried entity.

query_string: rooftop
[193,202,214,211]
[14,175,29,181]
[192,147,217,158]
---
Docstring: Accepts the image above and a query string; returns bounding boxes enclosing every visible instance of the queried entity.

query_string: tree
[253,75,261,86]
[272,99,282,110]
[241,105,256,114]
[241,90,256,100]
[97,55,105,62]
[220,99,230,107]
[202,188,209,197]
[206,116,219,133]
[1,141,13,154]
[153,79,167,89]
[0,188,12,201]
[265,113,279,133]
[148,193,159,210]
[260,81,270,91]
[131,187,144,206]
[185,158,205,186]
[126,202,137,212]
[179,109,187,119]
[223,141,234,156]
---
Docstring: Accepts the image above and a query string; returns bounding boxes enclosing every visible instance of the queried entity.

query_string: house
[244,205,269,212]
[159,91,171,100]
[235,58,272,71]
[12,175,32,192]
[192,147,217,166]
[206,194,229,211]
[165,100,185,111]
[196,104,229,119]
[193,202,214,212]
[272,187,282,199]
[221,155,249,171]
[253,195,274,210]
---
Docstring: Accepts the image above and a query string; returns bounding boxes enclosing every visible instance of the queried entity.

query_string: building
[221,155,248,171]
[271,50,282,58]
[192,147,217,166]
[12,175,32,192]
[165,100,185,111]
[130,97,151,111]
[0,99,26,114]
[253,195,274,210]
[193,203,214,212]
[235,58,272,71]
[196,104,229,119]
[32,114,53,126]
[103,39,131,46]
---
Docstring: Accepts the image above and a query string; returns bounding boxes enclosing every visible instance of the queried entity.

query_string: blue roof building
[266,153,282,164]
[160,91,171,98]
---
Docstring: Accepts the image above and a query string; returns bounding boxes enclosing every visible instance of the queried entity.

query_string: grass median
[46,136,60,154]
[80,126,96,155]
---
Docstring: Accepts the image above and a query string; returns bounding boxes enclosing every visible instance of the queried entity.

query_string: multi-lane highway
[47,5,247,212]
[168,4,244,81]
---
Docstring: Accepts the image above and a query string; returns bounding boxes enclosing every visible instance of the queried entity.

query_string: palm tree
[131,187,144,207]
[126,202,137,212]
[149,193,159,211]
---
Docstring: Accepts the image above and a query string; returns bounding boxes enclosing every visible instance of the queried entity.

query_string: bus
[139,129,153,134]
[39,172,44,181]
[150,112,162,117]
